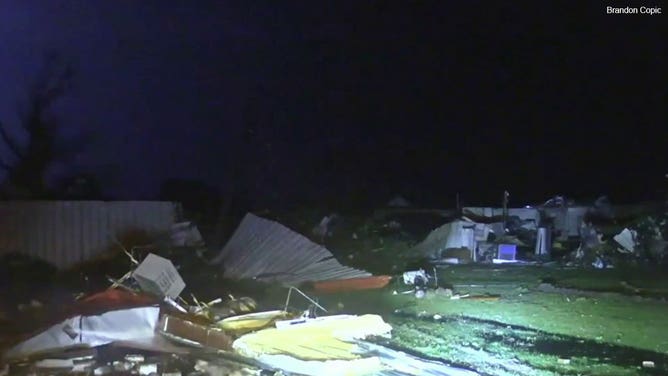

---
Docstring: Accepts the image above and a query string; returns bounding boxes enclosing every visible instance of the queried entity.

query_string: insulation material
[211,213,370,285]
[233,314,392,361]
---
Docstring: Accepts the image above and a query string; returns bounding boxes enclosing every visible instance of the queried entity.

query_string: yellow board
[217,310,292,334]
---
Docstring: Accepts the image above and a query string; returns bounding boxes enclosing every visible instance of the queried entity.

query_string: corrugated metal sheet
[212,213,371,285]
[0,201,178,269]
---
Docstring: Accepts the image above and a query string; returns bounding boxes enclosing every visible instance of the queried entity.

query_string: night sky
[0,2,665,209]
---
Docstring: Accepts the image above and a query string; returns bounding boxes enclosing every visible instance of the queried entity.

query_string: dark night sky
[0,1,665,208]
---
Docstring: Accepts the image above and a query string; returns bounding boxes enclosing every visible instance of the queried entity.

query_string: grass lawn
[289,265,668,375]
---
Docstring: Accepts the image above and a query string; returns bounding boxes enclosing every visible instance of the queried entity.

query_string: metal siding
[0,201,177,269]
[215,213,370,285]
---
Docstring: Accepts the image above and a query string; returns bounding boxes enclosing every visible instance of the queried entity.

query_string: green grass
[297,265,668,375]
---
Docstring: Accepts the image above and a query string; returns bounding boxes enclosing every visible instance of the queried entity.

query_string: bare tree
[0,53,82,198]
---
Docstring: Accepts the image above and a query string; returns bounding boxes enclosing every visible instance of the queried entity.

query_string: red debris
[69,289,159,317]
[312,275,392,294]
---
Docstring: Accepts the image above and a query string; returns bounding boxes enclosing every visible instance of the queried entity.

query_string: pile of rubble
[574,211,668,268]
[0,250,385,375]
[359,195,668,268]
[1,213,478,376]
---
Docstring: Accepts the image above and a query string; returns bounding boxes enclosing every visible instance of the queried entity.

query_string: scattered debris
[402,268,439,298]
[158,314,235,351]
[2,197,666,376]
[312,213,340,239]
[387,195,412,208]
[459,294,501,301]
[402,269,429,286]
[412,220,479,262]
[642,360,656,368]
[381,220,402,233]
[202,296,258,321]
[169,221,204,248]
[614,228,637,253]
[575,221,604,260]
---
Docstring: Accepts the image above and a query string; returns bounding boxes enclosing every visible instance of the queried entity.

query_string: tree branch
[0,120,24,159]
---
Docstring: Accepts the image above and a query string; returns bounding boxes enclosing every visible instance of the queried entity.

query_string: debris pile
[387,195,668,268]
[0,251,384,375]
[2,213,475,376]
